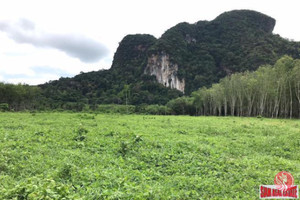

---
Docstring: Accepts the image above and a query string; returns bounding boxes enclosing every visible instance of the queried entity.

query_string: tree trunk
[289,81,293,118]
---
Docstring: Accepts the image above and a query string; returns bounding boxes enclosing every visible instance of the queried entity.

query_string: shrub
[97,104,136,114]
[0,103,9,111]
[144,104,171,115]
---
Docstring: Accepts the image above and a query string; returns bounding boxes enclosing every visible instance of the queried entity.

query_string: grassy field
[0,112,299,199]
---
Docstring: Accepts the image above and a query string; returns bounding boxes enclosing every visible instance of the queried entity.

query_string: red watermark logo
[274,171,294,191]
[260,185,298,199]
[260,171,298,199]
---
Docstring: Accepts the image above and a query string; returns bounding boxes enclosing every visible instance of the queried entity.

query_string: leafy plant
[74,127,88,141]
[0,112,299,199]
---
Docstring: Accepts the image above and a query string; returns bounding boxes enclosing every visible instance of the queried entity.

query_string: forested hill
[40,9,300,107]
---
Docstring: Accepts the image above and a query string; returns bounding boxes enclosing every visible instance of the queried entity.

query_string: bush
[167,97,195,115]
[0,103,9,111]
[97,104,136,114]
[144,104,171,115]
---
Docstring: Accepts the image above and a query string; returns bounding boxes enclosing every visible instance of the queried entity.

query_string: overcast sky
[0,0,299,85]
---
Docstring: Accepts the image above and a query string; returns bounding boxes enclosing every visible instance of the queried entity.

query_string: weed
[119,141,129,157]
[74,126,88,141]
[34,131,44,136]
[59,164,73,180]
[177,130,188,134]
[133,135,143,143]
[0,113,299,199]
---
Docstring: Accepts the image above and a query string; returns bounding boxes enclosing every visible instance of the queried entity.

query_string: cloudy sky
[0,0,300,85]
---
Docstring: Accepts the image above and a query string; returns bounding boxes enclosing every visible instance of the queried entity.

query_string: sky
[0,0,300,85]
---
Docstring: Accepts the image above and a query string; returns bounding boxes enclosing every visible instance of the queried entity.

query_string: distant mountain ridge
[40,10,300,107]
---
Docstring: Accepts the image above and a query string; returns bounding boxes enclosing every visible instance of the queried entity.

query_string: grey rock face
[144,53,185,93]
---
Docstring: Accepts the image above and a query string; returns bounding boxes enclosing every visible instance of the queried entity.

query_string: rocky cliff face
[144,53,185,93]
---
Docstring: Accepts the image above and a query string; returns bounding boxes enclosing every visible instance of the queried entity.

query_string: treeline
[188,56,300,118]
[0,83,42,111]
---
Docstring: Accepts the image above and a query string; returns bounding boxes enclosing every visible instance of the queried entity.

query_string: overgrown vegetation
[0,113,299,199]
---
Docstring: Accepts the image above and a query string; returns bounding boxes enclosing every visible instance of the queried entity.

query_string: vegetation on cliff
[149,10,300,93]
[39,9,300,107]
[39,34,182,109]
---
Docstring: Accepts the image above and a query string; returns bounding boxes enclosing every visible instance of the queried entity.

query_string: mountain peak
[213,9,276,33]
[111,34,156,70]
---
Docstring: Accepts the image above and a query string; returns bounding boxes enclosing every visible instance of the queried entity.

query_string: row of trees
[0,83,42,111]
[191,56,300,118]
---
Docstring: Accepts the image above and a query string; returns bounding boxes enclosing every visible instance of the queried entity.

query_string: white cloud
[0,19,109,63]
[4,75,60,85]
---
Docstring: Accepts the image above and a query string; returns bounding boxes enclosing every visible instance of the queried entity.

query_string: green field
[0,113,299,199]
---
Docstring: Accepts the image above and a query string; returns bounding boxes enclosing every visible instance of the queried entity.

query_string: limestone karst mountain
[40,10,300,106]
